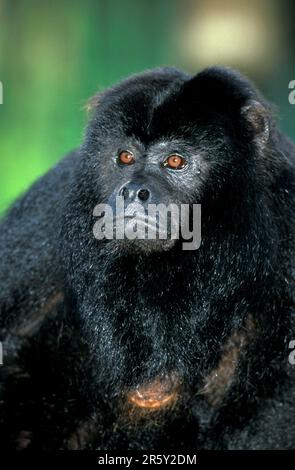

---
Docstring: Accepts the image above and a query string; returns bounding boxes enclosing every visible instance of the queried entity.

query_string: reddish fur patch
[127,374,180,410]
[12,291,64,337]
[199,315,256,406]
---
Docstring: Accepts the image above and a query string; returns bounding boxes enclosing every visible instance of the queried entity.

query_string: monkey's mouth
[127,373,180,410]
[122,215,159,238]
[114,214,176,241]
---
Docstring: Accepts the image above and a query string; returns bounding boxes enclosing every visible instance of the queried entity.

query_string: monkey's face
[83,69,266,254]
[91,134,208,253]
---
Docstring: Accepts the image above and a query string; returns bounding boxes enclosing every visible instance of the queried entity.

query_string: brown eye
[118,150,134,165]
[163,154,186,170]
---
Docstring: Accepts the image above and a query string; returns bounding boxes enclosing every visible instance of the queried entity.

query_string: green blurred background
[0,0,295,213]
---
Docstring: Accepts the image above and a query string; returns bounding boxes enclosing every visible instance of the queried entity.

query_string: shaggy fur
[0,66,295,450]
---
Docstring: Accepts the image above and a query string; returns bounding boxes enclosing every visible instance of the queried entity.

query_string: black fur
[0,66,295,450]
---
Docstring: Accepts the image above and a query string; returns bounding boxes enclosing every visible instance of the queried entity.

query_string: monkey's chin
[108,238,176,254]
[107,216,178,253]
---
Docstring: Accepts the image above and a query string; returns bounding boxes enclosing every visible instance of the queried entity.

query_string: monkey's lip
[127,374,180,410]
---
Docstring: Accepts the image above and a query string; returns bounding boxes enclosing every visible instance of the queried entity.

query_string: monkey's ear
[241,100,270,144]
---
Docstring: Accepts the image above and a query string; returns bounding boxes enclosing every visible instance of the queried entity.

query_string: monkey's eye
[163,154,186,170]
[118,150,135,165]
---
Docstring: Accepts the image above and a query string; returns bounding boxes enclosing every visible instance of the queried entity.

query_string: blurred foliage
[0,0,294,213]
[0,0,177,213]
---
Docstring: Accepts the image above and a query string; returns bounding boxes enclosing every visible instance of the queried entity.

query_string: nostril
[137,189,150,202]
[121,187,129,199]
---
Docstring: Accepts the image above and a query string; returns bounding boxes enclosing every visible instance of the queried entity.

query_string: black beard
[74,242,243,403]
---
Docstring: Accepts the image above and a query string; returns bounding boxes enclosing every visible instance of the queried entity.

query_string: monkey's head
[81,66,271,255]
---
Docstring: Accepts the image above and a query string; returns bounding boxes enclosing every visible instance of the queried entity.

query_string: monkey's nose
[119,182,151,204]
[137,189,150,202]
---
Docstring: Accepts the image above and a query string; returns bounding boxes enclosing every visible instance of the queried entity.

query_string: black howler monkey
[0,66,295,450]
